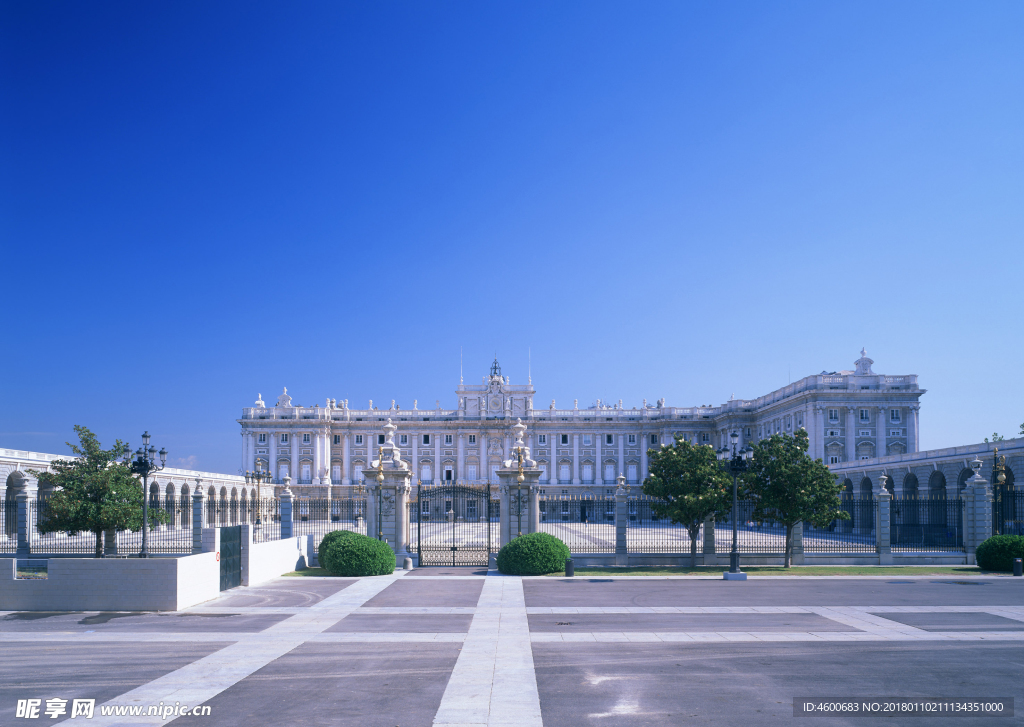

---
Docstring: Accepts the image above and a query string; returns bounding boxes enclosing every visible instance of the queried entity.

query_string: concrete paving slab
[165,642,460,727]
[528,612,854,632]
[532,641,1024,727]
[406,566,490,576]
[0,642,229,725]
[524,577,1024,607]
[205,579,357,607]
[872,611,1024,632]
[363,578,484,607]
[325,613,474,633]
[0,611,290,633]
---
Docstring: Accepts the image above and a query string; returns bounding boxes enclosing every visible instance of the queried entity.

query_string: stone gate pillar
[362,418,413,566]
[614,476,628,566]
[961,457,991,565]
[191,479,205,554]
[496,418,542,548]
[876,483,892,565]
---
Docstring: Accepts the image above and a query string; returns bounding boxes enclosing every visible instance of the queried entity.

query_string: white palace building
[238,350,924,496]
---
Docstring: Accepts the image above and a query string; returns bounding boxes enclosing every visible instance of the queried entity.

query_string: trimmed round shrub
[319,530,395,576]
[975,534,1024,572]
[496,532,571,575]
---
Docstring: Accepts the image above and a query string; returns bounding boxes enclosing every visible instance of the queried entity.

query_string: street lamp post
[130,431,167,559]
[717,431,754,577]
[244,462,271,533]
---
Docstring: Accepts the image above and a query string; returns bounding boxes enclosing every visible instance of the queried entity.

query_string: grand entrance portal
[416,483,494,566]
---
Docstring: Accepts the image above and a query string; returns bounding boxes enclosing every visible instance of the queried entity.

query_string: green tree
[741,429,848,568]
[984,432,1005,443]
[643,435,734,566]
[32,426,165,557]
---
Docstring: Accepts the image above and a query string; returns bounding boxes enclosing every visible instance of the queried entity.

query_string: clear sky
[2,1,1022,474]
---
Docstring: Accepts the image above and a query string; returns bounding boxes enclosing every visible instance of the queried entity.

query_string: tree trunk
[690,530,698,568]
[784,523,792,568]
[94,529,103,558]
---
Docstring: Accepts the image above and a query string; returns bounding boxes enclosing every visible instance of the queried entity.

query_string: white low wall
[245,536,308,587]
[0,554,220,611]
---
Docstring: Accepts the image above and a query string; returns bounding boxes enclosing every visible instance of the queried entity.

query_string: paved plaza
[2,572,1023,726]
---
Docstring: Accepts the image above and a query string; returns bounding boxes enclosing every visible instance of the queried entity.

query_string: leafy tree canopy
[33,426,165,557]
[741,429,848,567]
[643,435,733,565]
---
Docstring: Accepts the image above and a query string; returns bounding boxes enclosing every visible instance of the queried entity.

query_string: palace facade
[238,350,924,497]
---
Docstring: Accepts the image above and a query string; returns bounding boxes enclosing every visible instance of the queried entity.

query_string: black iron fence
[539,494,616,553]
[802,498,876,553]
[293,497,366,554]
[993,489,1024,536]
[1,499,15,553]
[626,495,701,554]
[891,496,964,552]
[713,500,786,553]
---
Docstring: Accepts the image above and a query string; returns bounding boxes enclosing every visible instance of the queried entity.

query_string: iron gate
[220,525,241,591]
[416,484,493,566]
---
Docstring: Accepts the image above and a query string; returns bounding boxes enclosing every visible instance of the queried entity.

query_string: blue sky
[2,1,1022,473]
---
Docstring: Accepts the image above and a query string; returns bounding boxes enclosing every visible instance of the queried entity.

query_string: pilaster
[191,480,204,554]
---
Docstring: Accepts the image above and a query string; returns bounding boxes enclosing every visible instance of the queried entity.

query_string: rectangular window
[860,409,869,422]
[829,456,839,464]
[890,429,902,437]
[604,463,615,481]
[828,409,839,422]
[744,428,751,437]
[890,409,901,422]
[859,430,872,437]
[583,434,592,446]
[258,433,266,443]
[606,434,613,445]
[650,434,658,445]
[827,429,840,437]
[355,435,363,445]
[332,434,340,445]
[467,464,478,479]
[377,434,385,445]
[422,434,430,445]
[302,433,311,444]
[628,434,636,445]
[399,434,407,445]
[444,434,453,445]
[468,435,476,444]
[560,434,569,445]
[332,464,341,481]
[281,433,289,444]
[538,435,546,445]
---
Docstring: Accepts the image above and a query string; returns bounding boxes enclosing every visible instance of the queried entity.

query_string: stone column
[596,433,604,486]
[875,486,892,565]
[290,434,299,485]
[961,459,991,565]
[908,405,920,453]
[457,433,465,482]
[614,481,628,566]
[703,515,716,565]
[279,480,294,540]
[790,521,804,566]
[393,481,411,562]
[269,432,278,483]
[313,432,323,485]
[572,434,580,484]
[529,484,541,534]
[191,480,205,554]
[499,484,511,548]
[814,406,825,461]
[104,529,118,556]
[434,432,441,483]
[618,433,625,479]
[845,407,856,462]
[876,407,887,462]
[342,433,351,485]
[640,433,649,483]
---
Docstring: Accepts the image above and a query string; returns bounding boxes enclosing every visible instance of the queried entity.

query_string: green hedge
[319,529,395,576]
[975,534,1024,572]
[496,532,571,575]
